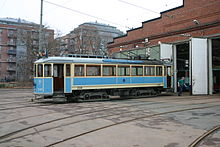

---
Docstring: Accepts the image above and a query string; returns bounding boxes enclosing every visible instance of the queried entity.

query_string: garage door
[191,38,208,94]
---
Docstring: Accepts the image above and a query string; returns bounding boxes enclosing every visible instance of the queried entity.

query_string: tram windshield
[34,64,52,77]
[37,64,43,77]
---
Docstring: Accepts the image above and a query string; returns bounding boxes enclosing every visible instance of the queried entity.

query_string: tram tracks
[0,100,166,140]
[189,125,220,147]
[0,95,218,125]
[45,104,220,147]
[0,99,219,144]
[0,95,218,128]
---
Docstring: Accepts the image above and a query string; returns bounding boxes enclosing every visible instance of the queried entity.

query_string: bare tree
[16,26,56,82]
[68,26,102,55]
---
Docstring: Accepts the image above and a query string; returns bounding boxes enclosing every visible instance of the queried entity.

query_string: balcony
[32,35,38,40]
[7,41,16,46]
[7,49,16,55]
[7,58,16,63]
[7,67,16,71]
[8,33,17,38]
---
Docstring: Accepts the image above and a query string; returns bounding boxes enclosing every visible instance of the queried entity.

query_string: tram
[33,55,172,102]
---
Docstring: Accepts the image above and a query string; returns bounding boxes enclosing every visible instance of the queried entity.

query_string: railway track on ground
[0,99,219,144]
[188,125,220,147]
[0,95,218,126]
[0,100,166,140]
[0,102,54,111]
[45,104,220,147]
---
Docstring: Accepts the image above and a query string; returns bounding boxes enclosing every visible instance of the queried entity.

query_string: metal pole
[39,0,43,55]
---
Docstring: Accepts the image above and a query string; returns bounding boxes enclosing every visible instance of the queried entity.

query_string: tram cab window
[103,65,116,76]
[118,66,130,76]
[144,66,155,76]
[44,64,51,77]
[86,65,101,76]
[34,64,37,77]
[156,66,162,76]
[66,64,71,76]
[75,65,84,76]
[37,64,43,77]
[132,66,143,76]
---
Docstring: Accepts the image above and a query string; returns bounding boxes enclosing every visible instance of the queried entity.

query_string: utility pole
[39,0,43,56]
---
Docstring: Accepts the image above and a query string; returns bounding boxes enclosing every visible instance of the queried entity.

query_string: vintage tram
[33,55,172,102]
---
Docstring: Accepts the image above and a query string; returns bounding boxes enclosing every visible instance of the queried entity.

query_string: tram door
[166,66,172,88]
[53,64,64,92]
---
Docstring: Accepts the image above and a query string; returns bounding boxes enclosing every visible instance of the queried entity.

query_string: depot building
[107,0,220,95]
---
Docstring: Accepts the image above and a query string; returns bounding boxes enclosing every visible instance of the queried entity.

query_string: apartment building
[0,18,54,82]
[62,22,124,55]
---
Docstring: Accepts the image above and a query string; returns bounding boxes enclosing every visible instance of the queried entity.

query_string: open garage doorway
[176,43,190,94]
[212,38,220,93]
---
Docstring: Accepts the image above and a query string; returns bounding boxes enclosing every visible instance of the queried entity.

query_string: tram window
[156,66,162,76]
[44,64,51,77]
[66,64,71,76]
[86,65,101,76]
[103,65,116,76]
[144,66,155,76]
[132,66,143,76]
[75,65,84,76]
[167,66,171,76]
[164,67,167,76]
[118,66,130,76]
[34,64,36,77]
[37,64,43,77]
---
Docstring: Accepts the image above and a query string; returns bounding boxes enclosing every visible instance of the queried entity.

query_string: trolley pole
[39,0,43,56]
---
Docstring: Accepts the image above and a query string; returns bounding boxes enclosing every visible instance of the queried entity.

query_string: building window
[103,65,116,76]
[74,65,84,76]
[44,64,51,77]
[86,65,101,76]
[118,66,130,76]
[131,66,143,76]
[145,66,155,76]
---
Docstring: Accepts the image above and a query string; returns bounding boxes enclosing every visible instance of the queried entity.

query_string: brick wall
[107,0,220,54]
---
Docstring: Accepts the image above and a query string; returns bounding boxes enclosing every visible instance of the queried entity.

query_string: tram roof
[34,57,164,65]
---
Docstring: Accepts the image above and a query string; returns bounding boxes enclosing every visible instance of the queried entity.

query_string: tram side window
[118,66,130,76]
[167,66,172,76]
[156,66,162,76]
[145,66,155,76]
[103,65,116,76]
[164,67,167,76]
[66,64,71,76]
[74,65,84,76]
[37,64,43,77]
[44,64,51,77]
[132,66,143,76]
[86,65,101,76]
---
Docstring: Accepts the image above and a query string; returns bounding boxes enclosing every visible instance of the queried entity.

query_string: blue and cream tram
[34,55,172,101]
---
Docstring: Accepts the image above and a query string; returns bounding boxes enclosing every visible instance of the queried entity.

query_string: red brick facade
[107,0,220,54]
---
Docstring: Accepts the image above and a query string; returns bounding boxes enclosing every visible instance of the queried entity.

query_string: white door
[160,43,173,60]
[191,38,208,94]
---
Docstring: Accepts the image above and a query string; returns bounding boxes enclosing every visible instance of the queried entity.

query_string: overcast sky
[0,0,183,35]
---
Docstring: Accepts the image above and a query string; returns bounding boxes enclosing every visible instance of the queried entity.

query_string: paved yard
[0,88,219,147]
